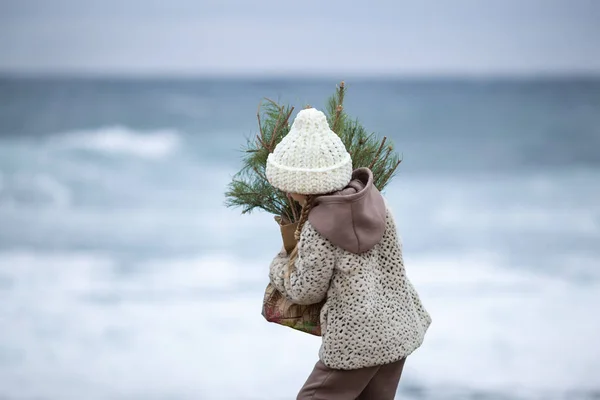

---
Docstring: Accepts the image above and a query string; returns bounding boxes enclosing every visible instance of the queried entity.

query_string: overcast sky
[1,0,599,76]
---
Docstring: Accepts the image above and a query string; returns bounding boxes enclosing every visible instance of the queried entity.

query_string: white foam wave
[0,250,598,399]
[404,253,600,396]
[52,126,181,159]
[385,169,600,237]
[432,205,599,235]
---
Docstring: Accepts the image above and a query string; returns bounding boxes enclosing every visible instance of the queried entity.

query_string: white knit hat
[266,107,352,195]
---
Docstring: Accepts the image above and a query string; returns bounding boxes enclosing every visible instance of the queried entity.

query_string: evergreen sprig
[225,81,402,223]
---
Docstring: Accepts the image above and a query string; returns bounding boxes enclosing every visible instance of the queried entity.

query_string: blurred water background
[0,76,599,399]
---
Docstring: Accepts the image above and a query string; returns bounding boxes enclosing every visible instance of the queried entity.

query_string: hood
[308,168,387,254]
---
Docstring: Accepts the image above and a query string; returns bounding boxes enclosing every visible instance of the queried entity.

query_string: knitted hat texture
[266,108,352,195]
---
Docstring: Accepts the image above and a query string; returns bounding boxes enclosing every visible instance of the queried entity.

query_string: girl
[266,108,431,400]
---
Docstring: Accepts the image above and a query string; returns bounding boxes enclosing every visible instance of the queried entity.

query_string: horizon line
[2,70,600,81]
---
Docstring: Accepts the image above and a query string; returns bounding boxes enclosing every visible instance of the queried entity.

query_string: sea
[0,76,599,400]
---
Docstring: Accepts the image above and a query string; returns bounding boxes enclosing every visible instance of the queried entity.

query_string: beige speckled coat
[269,169,431,370]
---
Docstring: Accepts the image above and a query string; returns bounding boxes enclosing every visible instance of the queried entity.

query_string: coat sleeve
[269,221,337,305]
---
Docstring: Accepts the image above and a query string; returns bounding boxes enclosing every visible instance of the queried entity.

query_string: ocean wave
[431,205,599,235]
[50,126,182,159]
[162,94,212,118]
[403,253,600,396]
[0,172,71,208]
[0,250,598,399]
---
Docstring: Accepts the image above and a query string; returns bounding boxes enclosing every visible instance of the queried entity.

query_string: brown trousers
[297,358,406,400]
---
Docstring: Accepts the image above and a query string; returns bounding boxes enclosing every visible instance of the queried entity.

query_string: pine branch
[380,146,393,170]
[369,136,387,170]
[331,81,346,134]
[257,100,265,143]
[224,81,404,221]
[252,165,268,182]
[270,105,294,150]
[337,81,345,107]
[256,134,269,149]
[265,98,283,152]
[379,159,402,190]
